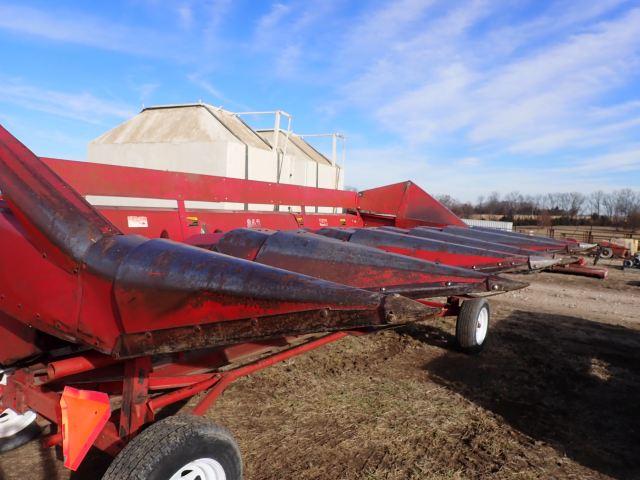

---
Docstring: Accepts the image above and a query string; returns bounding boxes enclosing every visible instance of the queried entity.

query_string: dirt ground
[1,259,639,480]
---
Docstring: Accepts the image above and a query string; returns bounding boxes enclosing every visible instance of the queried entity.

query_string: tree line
[436,190,640,228]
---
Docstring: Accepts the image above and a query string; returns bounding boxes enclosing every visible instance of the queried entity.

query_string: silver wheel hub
[475,307,489,345]
[0,409,37,439]
[169,457,227,480]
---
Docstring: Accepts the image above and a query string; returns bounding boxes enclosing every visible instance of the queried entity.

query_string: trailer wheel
[623,259,634,269]
[0,409,40,453]
[102,416,242,480]
[455,298,490,354]
[600,247,614,259]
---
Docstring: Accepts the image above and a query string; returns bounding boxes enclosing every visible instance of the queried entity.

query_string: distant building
[87,103,343,212]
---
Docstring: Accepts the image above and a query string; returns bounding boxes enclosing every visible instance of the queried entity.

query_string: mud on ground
[1,259,639,480]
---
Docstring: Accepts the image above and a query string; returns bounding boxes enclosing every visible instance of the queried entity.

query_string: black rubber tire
[600,247,614,259]
[623,259,633,269]
[102,416,242,480]
[455,298,490,354]
[0,421,41,453]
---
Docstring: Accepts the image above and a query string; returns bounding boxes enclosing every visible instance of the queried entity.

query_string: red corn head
[0,125,438,361]
[436,225,572,253]
[384,227,564,271]
[316,227,529,272]
[469,226,596,252]
[213,229,528,298]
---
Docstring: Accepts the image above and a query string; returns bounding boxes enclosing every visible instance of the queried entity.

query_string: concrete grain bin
[87,104,277,211]
[87,103,345,213]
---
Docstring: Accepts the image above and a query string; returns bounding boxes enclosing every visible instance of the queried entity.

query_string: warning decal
[127,216,148,228]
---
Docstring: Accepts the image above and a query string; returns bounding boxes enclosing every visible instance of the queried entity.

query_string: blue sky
[0,0,639,200]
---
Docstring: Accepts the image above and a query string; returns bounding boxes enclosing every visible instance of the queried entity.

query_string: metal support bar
[148,374,221,413]
[119,357,151,440]
[192,332,349,415]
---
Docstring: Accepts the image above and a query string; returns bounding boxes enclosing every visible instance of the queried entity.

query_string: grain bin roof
[91,103,272,150]
[257,130,333,166]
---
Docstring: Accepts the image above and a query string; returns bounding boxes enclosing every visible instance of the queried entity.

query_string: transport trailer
[0,126,520,478]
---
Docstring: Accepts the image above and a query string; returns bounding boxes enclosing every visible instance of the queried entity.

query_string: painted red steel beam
[548,264,608,279]
[43,158,359,209]
[148,374,222,413]
[47,352,119,381]
[192,331,351,416]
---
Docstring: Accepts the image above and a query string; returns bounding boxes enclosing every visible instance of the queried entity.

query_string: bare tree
[436,194,459,212]
[568,192,585,218]
[588,190,605,216]
[602,193,616,219]
[430,188,638,227]
[485,191,501,214]
[503,191,523,215]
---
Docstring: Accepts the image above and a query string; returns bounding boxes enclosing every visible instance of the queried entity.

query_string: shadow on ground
[419,310,640,480]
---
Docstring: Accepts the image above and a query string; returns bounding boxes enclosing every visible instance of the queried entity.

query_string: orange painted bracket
[60,386,111,471]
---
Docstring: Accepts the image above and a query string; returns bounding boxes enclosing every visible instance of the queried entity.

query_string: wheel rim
[475,307,489,345]
[169,457,226,480]
[0,409,37,439]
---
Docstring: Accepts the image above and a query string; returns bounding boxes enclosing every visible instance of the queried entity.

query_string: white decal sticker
[246,218,262,228]
[127,215,148,228]
[318,218,329,227]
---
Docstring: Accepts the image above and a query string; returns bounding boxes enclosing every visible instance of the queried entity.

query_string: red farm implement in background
[0,124,599,479]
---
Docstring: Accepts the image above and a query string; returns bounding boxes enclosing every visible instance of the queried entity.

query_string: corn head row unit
[0,126,598,479]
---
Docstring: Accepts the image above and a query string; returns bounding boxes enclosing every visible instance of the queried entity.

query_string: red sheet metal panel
[0,312,40,364]
[357,181,466,228]
[43,158,359,210]
[96,208,362,240]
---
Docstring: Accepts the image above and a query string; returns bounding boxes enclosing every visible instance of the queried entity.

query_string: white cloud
[177,4,194,30]
[346,145,429,189]
[568,147,640,173]
[343,144,629,201]
[250,0,340,79]
[275,44,302,78]
[0,3,182,58]
[456,157,481,166]
[186,74,251,110]
[0,77,135,124]
[321,1,640,184]
[256,3,291,32]
[242,1,640,194]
